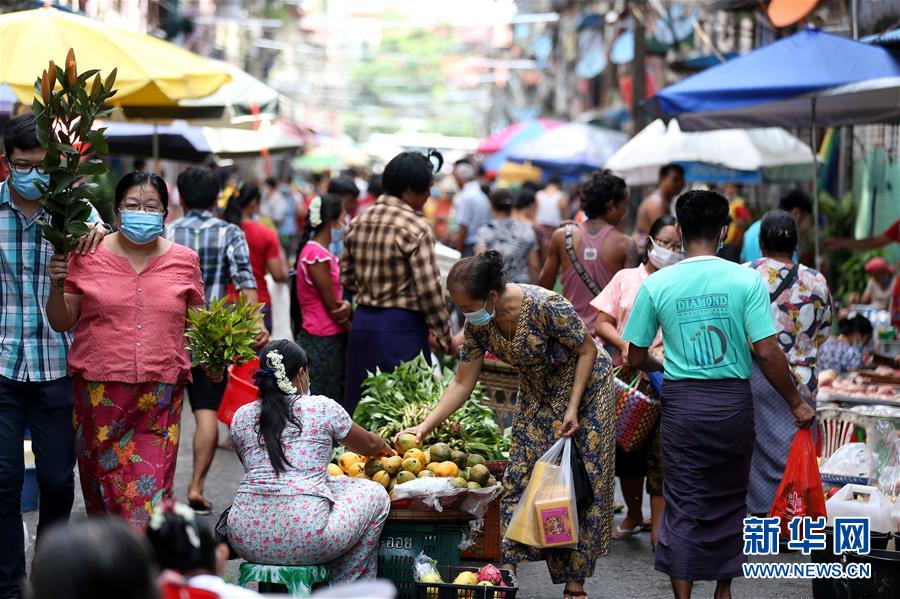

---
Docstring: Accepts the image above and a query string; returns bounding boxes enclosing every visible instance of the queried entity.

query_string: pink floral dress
[227,395,389,583]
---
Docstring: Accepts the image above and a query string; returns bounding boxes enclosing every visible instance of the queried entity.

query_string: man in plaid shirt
[341,151,455,413]
[0,114,108,597]
[167,166,268,514]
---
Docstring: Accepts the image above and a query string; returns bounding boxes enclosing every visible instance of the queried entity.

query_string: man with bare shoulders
[538,169,637,330]
[633,163,685,251]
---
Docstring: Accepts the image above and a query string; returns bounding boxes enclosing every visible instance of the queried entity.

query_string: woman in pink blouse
[45,171,205,529]
[590,215,680,546]
[295,193,351,404]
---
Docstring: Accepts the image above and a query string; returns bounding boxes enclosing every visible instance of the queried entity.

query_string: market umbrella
[294,138,370,172]
[476,119,562,154]
[507,123,628,175]
[120,59,280,126]
[477,119,564,173]
[0,6,231,107]
[606,119,814,186]
[103,120,303,163]
[642,28,900,265]
[642,28,900,130]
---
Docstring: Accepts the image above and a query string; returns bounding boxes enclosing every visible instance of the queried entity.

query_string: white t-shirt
[535,188,564,227]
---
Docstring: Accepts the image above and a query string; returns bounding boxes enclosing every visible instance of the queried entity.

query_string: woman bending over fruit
[400,250,616,599]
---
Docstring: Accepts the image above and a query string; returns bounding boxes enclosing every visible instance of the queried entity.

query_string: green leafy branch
[32,48,117,256]
[185,295,263,375]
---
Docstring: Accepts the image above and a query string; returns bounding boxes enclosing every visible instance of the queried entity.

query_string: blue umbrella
[643,27,900,268]
[507,123,628,175]
[643,28,900,130]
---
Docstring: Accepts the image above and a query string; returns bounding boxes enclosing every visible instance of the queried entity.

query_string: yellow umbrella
[0,6,230,106]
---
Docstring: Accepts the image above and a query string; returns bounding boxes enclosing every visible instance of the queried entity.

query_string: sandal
[640,518,652,531]
[611,523,642,539]
[188,497,213,516]
[563,591,587,599]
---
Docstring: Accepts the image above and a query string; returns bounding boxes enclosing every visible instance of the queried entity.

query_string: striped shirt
[166,210,256,302]
[340,195,451,352]
[0,180,101,382]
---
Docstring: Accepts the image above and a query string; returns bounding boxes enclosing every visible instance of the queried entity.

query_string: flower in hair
[309,196,322,228]
[267,350,298,395]
[148,500,201,548]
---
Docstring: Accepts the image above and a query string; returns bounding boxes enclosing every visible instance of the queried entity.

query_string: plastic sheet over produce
[391,477,501,515]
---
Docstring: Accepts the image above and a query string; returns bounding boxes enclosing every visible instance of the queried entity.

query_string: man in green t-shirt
[622,190,814,599]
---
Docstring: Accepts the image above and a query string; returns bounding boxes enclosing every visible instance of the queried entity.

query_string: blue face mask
[10,169,49,201]
[119,210,164,244]
[329,223,346,256]
[464,299,495,327]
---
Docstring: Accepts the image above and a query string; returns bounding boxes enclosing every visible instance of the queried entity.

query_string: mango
[372,470,391,489]
[364,459,385,478]
[326,463,342,477]
[401,457,423,475]
[429,442,451,463]
[469,464,491,487]
[417,470,435,478]
[396,471,416,485]
[381,455,402,476]
[451,477,468,489]
[395,433,420,454]
[338,451,363,473]
[450,450,468,470]
[453,571,478,586]
[434,461,459,478]
[346,462,366,478]
[467,454,486,467]
[404,448,427,466]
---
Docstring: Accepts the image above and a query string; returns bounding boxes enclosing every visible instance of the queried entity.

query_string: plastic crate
[414,566,518,599]
[460,498,501,561]
[378,521,465,599]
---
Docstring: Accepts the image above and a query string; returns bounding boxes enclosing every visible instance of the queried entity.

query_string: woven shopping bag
[613,370,660,453]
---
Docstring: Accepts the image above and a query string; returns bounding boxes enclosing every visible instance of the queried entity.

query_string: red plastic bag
[768,428,827,537]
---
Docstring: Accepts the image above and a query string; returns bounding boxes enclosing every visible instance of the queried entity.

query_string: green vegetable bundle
[352,353,510,460]
[185,296,262,375]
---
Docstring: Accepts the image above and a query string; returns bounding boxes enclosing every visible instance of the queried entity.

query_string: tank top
[561,222,616,330]
[535,189,564,227]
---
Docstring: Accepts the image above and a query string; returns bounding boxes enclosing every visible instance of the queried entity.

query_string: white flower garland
[267,350,298,395]
[309,195,322,228]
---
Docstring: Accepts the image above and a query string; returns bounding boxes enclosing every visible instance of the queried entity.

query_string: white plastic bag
[820,443,873,478]
[389,477,466,512]
[504,437,578,549]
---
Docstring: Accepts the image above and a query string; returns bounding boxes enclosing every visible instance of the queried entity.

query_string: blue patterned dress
[461,285,615,584]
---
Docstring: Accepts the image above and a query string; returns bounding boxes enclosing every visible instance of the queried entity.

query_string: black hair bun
[480,250,505,278]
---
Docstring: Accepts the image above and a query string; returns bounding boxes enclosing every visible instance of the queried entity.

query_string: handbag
[570,439,594,512]
[215,506,239,560]
[613,370,660,453]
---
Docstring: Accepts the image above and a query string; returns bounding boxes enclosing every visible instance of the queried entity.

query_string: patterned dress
[74,382,182,529]
[461,285,615,584]
[744,258,832,514]
[227,395,390,584]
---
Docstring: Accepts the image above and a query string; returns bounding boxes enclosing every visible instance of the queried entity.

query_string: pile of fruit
[418,563,511,598]
[327,433,499,495]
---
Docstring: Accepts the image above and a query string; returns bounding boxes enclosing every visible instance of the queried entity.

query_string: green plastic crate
[378,521,464,599]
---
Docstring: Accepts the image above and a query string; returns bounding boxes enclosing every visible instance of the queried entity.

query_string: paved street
[25,409,810,598]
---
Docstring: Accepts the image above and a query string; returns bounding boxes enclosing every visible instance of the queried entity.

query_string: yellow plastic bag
[504,438,578,548]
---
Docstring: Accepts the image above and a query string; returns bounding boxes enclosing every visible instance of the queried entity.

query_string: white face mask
[648,239,683,269]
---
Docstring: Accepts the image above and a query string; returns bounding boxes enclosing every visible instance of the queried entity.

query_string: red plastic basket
[217,357,260,426]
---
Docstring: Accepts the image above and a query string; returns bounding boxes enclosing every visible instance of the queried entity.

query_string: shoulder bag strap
[564,224,603,296]
[770,263,800,303]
